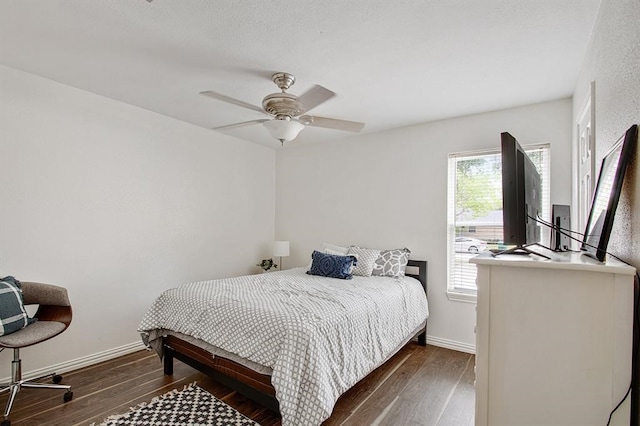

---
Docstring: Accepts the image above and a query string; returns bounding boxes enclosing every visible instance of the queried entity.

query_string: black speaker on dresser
[550,204,571,252]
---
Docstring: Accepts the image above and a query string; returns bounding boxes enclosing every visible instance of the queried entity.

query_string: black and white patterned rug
[93,383,260,426]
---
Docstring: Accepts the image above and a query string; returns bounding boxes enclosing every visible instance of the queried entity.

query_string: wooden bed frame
[162,259,428,413]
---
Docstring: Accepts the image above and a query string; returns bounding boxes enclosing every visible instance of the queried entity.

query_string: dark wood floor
[0,343,475,425]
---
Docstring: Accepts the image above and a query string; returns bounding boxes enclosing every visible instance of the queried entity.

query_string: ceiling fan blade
[299,115,365,133]
[200,91,265,114]
[297,85,336,113]
[214,119,269,131]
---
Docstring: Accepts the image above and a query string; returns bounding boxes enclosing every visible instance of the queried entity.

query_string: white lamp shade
[273,240,290,257]
[263,120,304,142]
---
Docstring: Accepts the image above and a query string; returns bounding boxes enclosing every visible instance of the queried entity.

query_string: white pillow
[321,242,349,254]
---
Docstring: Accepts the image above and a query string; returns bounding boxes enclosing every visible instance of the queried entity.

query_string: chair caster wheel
[53,374,63,384]
[63,391,73,402]
[1,419,10,426]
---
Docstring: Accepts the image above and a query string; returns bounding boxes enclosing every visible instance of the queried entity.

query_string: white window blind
[447,144,550,295]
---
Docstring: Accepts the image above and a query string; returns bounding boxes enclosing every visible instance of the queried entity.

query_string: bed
[139,258,428,426]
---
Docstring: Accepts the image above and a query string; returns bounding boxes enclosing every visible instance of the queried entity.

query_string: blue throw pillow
[307,251,358,280]
[0,277,33,336]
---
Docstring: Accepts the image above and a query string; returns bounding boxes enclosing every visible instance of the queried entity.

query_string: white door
[576,82,595,236]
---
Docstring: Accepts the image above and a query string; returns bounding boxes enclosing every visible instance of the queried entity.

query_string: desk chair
[0,282,73,426]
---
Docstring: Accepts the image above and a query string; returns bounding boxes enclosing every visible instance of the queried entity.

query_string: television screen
[522,146,542,245]
[499,132,545,257]
[581,124,637,262]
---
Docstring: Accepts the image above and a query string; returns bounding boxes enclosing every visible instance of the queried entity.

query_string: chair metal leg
[21,382,71,391]
[1,349,73,423]
[3,385,19,419]
[11,352,20,384]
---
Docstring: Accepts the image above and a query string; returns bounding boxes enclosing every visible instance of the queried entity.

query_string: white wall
[276,98,572,351]
[572,0,640,421]
[0,65,275,378]
[573,0,640,264]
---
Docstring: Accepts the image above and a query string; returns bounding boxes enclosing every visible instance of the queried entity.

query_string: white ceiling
[0,1,602,147]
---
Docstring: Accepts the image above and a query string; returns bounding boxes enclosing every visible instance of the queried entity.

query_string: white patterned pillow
[347,246,380,277]
[372,248,411,278]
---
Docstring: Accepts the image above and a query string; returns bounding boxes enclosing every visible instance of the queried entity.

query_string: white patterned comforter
[138,267,428,426]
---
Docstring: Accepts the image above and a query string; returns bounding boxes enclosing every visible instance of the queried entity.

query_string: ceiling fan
[200,72,365,145]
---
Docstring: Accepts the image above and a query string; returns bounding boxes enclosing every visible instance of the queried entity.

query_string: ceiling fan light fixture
[263,119,304,145]
[201,72,364,145]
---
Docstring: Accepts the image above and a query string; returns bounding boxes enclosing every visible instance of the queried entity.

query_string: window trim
[447,289,478,303]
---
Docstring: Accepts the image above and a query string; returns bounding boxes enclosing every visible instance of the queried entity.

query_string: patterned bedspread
[138,267,429,426]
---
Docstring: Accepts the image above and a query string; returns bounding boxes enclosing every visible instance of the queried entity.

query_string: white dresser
[470,251,636,426]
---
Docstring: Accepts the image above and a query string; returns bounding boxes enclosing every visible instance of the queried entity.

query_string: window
[447,144,550,301]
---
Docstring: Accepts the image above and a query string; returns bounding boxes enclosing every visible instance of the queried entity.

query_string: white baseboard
[427,335,476,354]
[1,340,147,383]
[3,336,473,383]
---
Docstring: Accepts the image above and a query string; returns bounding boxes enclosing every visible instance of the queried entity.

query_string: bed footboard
[163,335,280,413]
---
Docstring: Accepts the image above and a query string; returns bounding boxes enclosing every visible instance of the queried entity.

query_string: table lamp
[273,241,290,270]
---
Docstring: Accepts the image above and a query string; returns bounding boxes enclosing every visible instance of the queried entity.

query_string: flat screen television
[581,124,638,262]
[497,132,546,258]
